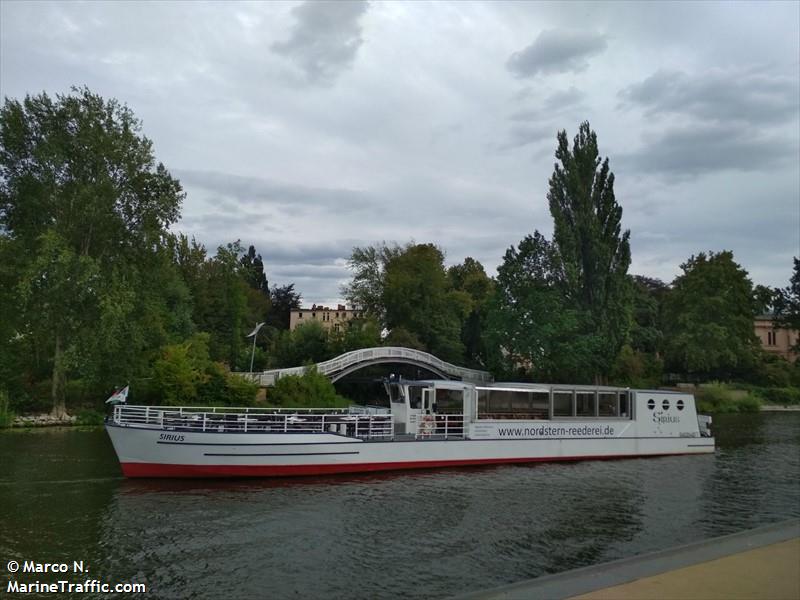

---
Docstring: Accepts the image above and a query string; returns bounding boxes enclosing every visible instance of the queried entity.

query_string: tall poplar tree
[547,122,632,380]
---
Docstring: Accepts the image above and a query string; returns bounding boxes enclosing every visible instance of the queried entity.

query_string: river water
[1,413,798,599]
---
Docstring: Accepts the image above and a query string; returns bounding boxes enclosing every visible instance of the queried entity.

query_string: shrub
[268,367,350,408]
[696,382,761,413]
[0,390,15,428]
[75,409,105,426]
[225,374,259,407]
[761,387,800,406]
[152,333,258,406]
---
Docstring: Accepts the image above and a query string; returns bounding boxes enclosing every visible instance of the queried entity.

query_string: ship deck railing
[111,404,394,440]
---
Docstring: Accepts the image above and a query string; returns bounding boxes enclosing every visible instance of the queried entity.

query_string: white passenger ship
[106,379,715,478]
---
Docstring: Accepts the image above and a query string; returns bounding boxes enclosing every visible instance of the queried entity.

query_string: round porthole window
[677,399,685,411]
[647,399,655,410]
[662,399,670,410]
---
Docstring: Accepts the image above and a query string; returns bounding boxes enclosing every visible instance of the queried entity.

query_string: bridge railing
[243,346,493,386]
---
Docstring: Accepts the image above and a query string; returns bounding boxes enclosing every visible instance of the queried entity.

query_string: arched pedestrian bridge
[244,346,493,387]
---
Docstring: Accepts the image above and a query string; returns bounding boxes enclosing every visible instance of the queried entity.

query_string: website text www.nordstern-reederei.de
[495,424,616,437]
[5,560,147,595]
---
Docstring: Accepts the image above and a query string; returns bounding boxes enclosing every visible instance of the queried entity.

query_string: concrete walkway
[454,519,800,600]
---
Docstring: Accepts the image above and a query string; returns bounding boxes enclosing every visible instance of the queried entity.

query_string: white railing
[411,413,465,439]
[111,405,394,440]
[243,346,493,386]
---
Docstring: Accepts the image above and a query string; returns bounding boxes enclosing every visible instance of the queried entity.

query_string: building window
[298,312,303,318]
[767,331,776,346]
[312,312,316,318]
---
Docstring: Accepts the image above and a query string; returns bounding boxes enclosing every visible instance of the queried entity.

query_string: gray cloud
[1,0,797,300]
[175,169,372,212]
[620,68,800,125]
[498,124,554,151]
[621,124,796,177]
[272,0,369,86]
[510,87,585,122]
[507,29,607,78]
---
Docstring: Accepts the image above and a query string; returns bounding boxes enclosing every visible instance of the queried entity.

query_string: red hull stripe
[120,453,697,478]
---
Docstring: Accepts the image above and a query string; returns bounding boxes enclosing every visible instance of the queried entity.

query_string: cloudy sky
[2,1,798,305]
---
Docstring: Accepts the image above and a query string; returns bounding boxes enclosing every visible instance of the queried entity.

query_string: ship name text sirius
[106,379,715,478]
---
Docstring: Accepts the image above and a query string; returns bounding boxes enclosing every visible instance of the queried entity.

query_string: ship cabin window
[435,389,464,414]
[575,392,596,417]
[477,388,550,419]
[407,385,424,409]
[388,383,405,404]
[677,399,685,411]
[552,391,573,417]
[619,392,631,417]
[476,388,633,420]
[598,392,618,416]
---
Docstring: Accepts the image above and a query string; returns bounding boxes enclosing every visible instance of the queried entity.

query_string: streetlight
[246,322,265,374]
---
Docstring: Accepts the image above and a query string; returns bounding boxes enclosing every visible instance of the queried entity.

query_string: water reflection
[1,414,799,600]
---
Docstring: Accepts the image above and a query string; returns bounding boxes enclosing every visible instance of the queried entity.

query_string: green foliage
[152,333,257,406]
[328,318,382,355]
[0,390,15,429]
[547,122,632,379]
[488,123,632,383]
[239,245,269,295]
[750,352,799,388]
[266,283,302,330]
[630,276,667,355]
[74,409,105,426]
[610,344,663,388]
[759,387,800,406]
[342,242,405,321]
[383,326,425,350]
[449,258,493,368]
[663,251,759,379]
[270,321,334,368]
[0,87,185,415]
[382,243,466,362]
[267,367,350,408]
[774,258,800,352]
[487,232,592,382]
[696,382,761,413]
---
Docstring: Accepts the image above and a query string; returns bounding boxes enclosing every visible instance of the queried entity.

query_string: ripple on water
[1,414,799,599]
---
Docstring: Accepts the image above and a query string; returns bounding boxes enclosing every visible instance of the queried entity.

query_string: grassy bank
[695,383,762,413]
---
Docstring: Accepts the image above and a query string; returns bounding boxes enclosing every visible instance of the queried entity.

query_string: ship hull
[107,424,715,478]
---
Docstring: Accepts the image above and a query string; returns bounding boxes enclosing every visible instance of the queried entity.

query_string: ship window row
[477,388,631,420]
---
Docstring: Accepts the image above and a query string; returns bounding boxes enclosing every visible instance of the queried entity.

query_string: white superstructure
[106,379,714,478]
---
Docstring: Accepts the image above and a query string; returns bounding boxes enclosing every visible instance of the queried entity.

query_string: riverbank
[455,519,800,600]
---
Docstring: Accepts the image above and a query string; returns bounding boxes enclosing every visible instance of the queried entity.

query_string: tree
[342,242,405,319]
[193,241,250,368]
[0,88,184,415]
[328,318,382,355]
[487,122,632,383]
[663,251,760,379]
[629,275,668,355]
[487,232,592,381]
[547,121,632,380]
[267,283,302,330]
[753,284,778,316]
[774,258,800,350]
[270,321,332,368]
[267,367,349,408]
[448,257,493,368]
[382,243,467,362]
[240,245,269,295]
